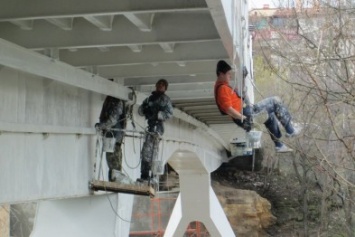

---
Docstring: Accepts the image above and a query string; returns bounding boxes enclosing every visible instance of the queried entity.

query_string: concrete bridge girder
[0,122,227,205]
[0,0,251,233]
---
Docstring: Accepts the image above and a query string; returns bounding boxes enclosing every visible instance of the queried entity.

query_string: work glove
[138,105,144,116]
[241,117,252,132]
[95,123,101,130]
[157,111,164,121]
[95,123,103,135]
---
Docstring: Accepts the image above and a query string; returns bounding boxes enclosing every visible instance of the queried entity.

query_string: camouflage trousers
[253,96,294,147]
[234,96,295,147]
[253,96,292,129]
[106,142,123,181]
[140,133,160,180]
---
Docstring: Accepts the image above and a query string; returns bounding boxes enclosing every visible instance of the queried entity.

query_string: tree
[251,1,355,236]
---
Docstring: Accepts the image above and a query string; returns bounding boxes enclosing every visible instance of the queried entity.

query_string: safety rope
[231,0,246,122]
[126,87,137,130]
[123,132,142,170]
[94,133,133,222]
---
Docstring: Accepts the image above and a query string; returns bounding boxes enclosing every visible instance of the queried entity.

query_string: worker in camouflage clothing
[138,79,173,182]
[95,93,127,182]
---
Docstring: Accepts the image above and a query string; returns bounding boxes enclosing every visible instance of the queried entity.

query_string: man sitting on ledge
[214,60,302,153]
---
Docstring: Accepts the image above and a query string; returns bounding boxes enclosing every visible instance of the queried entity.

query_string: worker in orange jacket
[214,60,301,153]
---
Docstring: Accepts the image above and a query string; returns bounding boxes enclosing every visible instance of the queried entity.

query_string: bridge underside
[0,63,233,236]
[0,0,251,236]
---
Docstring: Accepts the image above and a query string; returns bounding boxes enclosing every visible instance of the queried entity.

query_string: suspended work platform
[89,180,155,197]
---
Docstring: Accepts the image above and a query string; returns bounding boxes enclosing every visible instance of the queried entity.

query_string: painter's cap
[216,60,232,75]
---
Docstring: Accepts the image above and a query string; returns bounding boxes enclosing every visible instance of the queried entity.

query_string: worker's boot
[108,168,115,182]
[111,169,132,184]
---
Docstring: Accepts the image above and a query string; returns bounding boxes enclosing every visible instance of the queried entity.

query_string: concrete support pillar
[165,151,235,237]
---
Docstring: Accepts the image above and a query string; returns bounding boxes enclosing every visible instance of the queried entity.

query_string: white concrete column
[165,151,235,237]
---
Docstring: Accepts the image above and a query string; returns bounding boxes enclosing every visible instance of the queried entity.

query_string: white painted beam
[139,81,214,92]
[84,66,98,74]
[46,17,74,30]
[84,15,114,31]
[0,0,207,21]
[97,47,109,52]
[43,48,60,60]
[138,82,217,100]
[160,43,175,53]
[9,19,33,30]
[127,44,143,53]
[0,13,218,50]
[124,74,217,86]
[191,112,221,117]
[124,13,154,32]
[59,41,227,67]
[0,38,131,101]
[174,100,215,107]
[179,104,217,111]
[98,60,219,78]
[165,90,214,100]
[176,61,186,67]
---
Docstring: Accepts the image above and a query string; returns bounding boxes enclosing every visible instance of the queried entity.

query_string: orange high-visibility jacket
[214,81,242,114]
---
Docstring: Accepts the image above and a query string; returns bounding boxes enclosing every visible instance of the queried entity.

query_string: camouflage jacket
[97,96,126,141]
[138,91,173,123]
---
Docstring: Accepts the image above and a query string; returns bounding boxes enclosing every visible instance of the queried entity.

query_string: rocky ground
[211,159,323,237]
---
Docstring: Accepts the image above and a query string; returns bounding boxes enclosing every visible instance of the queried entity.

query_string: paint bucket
[230,142,247,157]
[103,132,116,152]
[111,170,133,184]
[152,160,164,175]
[247,130,262,149]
